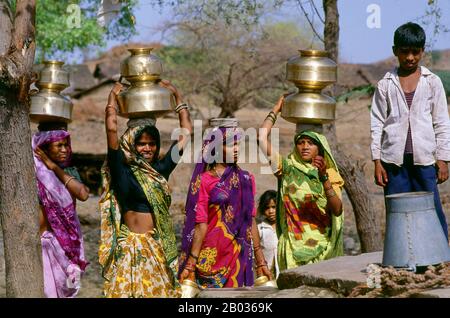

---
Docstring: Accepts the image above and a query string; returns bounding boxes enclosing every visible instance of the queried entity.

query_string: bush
[435,70,450,97]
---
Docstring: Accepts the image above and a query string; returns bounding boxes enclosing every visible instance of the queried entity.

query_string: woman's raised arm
[105,82,124,150]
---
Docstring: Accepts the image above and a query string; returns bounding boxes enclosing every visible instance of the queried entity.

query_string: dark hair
[394,22,426,48]
[38,122,68,131]
[135,125,161,160]
[258,190,277,216]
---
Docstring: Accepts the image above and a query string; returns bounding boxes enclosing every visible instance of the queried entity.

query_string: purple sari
[179,127,255,287]
[32,130,87,297]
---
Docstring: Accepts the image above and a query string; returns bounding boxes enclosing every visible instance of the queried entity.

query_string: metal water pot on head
[382,192,450,272]
[282,50,337,126]
[117,48,176,119]
[29,60,73,123]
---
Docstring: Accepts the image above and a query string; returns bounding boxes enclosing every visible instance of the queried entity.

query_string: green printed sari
[274,131,344,270]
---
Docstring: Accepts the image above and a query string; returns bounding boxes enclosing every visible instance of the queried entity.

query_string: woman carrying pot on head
[99,80,193,298]
[178,122,272,288]
[33,122,90,298]
[258,95,344,270]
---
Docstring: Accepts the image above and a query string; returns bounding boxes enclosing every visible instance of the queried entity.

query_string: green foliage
[435,70,450,96]
[336,84,376,103]
[431,50,442,64]
[34,0,137,61]
[147,0,285,27]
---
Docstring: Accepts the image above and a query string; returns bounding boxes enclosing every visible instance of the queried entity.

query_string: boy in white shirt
[371,22,450,240]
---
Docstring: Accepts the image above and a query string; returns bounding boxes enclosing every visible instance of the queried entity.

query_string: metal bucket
[383,192,450,272]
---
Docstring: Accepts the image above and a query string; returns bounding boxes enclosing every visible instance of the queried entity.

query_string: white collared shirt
[257,221,280,278]
[370,66,450,166]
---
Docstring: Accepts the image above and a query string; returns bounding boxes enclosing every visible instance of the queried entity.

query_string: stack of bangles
[266,111,277,124]
[325,186,336,198]
[175,102,189,113]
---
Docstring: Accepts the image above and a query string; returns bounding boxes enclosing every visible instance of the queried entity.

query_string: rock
[277,252,382,296]
[412,288,450,298]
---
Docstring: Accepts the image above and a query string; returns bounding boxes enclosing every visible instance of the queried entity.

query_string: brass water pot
[286,50,337,91]
[254,275,278,288]
[117,81,176,118]
[117,48,175,118]
[120,48,163,83]
[282,92,335,124]
[281,49,337,124]
[30,89,73,123]
[36,60,70,91]
[181,279,201,298]
[30,60,73,123]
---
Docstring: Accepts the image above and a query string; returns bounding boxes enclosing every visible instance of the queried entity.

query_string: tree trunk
[322,0,382,252]
[218,100,237,118]
[0,0,44,297]
[0,89,44,297]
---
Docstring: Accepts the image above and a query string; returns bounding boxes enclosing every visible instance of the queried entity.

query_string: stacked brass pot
[30,61,73,123]
[281,50,337,125]
[117,48,176,118]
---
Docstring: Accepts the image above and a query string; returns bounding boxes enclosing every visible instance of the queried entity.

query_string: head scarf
[32,130,87,271]
[99,125,179,284]
[277,130,344,266]
[179,127,255,287]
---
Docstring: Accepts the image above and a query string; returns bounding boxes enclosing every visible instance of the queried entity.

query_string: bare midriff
[123,211,155,234]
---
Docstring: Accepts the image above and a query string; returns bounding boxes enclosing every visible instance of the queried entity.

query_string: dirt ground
[2,96,450,298]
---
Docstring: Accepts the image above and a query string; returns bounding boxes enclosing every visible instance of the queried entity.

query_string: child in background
[257,190,279,278]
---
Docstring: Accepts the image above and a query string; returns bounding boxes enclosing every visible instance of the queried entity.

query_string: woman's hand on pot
[256,264,273,280]
[107,82,124,106]
[160,79,183,104]
[111,82,123,95]
[179,269,190,283]
[179,268,196,283]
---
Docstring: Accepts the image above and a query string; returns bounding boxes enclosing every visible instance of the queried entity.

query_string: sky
[106,0,450,64]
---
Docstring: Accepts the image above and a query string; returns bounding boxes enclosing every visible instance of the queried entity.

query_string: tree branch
[310,0,325,24]
[296,0,324,43]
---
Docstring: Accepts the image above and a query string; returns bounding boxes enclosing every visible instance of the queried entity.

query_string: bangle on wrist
[189,252,199,261]
[175,102,189,113]
[265,112,277,124]
[64,176,75,188]
[319,173,329,183]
